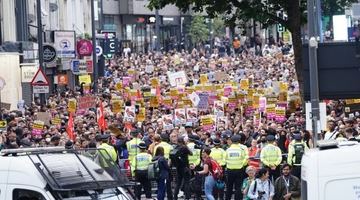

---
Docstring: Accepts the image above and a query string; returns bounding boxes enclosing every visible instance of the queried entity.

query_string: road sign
[0,120,7,129]
[43,45,57,63]
[96,46,103,56]
[0,77,5,90]
[277,24,285,33]
[33,85,49,93]
[103,38,119,58]
[31,68,49,86]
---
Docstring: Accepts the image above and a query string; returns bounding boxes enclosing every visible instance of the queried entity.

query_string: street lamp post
[307,0,321,147]
[36,0,46,105]
[91,0,98,93]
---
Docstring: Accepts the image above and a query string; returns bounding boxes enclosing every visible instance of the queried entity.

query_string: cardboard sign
[186,108,198,122]
[266,104,276,119]
[78,96,96,110]
[68,99,77,113]
[37,112,51,126]
[112,100,122,114]
[183,98,193,107]
[167,71,188,87]
[217,116,228,130]
[227,97,238,109]
[79,75,91,84]
[214,101,225,117]
[170,88,179,99]
[197,93,209,110]
[124,106,136,122]
[174,108,186,125]
[136,107,146,122]
[224,86,232,97]
[280,82,288,92]
[189,92,200,107]
[32,120,44,135]
[163,98,173,109]
[163,115,174,131]
[214,71,228,82]
[57,74,68,85]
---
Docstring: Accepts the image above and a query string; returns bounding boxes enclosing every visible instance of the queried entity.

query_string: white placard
[167,71,188,87]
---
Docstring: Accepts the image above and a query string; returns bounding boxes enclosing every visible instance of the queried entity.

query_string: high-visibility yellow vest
[131,152,152,173]
[287,141,308,166]
[225,144,249,169]
[154,141,173,159]
[260,144,282,167]
[98,143,117,168]
[187,142,201,166]
[127,138,141,161]
[210,147,226,166]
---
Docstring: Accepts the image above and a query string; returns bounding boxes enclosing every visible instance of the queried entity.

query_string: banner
[167,71,188,86]
[174,108,186,125]
[78,96,96,110]
[275,107,286,123]
[189,92,200,107]
[124,106,136,122]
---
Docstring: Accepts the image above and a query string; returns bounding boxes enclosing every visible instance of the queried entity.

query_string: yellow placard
[170,88,179,97]
[163,98,173,107]
[276,107,286,116]
[150,78,160,87]
[68,99,77,113]
[266,105,276,114]
[194,85,203,91]
[136,107,146,122]
[279,92,288,102]
[112,100,122,113]
[253,95,260,109]
[115,82,122,91]
[150,96,159,108]
[128,69,135,75]
[185,87,194,94]
[201,116,213,125]
[79,75,91,84]
[183,98,193,107]
[280,82,288,92]
[240,79,249,90]
[200,74,208,84]
[51,118,61,125]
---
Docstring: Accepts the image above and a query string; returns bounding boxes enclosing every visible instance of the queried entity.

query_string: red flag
[97,101,107,132]
[66,112,75,141]
[137,89,142,99]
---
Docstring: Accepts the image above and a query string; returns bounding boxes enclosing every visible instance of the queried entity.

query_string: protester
[273,164,301,200]
[153,146,170,200]
[194,147,215,200]
[242,166,256,200]
[247,168,275,200]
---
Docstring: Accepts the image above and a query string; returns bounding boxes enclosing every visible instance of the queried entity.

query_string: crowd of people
[1,39,360,200]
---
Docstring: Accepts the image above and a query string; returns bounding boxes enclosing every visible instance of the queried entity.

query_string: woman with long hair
[153,146,170,200]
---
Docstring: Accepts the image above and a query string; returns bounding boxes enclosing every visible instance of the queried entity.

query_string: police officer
[260,134,282,182]
[126,130,141,165]
[98,134,118,177]
[211,138,226,200]
[131,142,152,200]
[225,134,249,200]
[154,134,174,200]
[187,134,201,168]
[287,132,308,179]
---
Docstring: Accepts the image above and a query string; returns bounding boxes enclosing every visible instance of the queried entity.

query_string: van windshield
[27,148,130,191]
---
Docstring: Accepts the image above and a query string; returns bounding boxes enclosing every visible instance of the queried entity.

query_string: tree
[148,0,357,99]
[188,15,210,47]
[213,17,226,38]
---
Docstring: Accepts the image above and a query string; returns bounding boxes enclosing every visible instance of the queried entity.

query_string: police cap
[138,142,147,149]
[213,138,221,145]
[231,134,241,143]
[266,134,276,142]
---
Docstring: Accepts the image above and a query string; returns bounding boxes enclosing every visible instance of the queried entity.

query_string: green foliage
[188,15,209,45]
[213,17,226,37]
[322,0,357,17]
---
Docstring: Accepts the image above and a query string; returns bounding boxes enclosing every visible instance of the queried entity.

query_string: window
[13,189,46,200]
[104,15,115,25]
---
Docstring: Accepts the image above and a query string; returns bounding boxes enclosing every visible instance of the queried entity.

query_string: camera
[257,191,266,199]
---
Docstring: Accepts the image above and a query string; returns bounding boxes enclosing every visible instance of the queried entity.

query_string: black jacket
[153,155,170,179]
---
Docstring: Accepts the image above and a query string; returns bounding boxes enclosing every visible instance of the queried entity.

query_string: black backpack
[293,143,305,165]
[169,146,181,166]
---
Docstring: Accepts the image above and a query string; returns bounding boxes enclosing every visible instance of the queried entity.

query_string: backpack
[293,143,305,165]
[147,160,160,180]
[210,159,223,180]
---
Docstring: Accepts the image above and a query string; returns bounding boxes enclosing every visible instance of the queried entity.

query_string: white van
[0,147,134,200]
[301,140,360,200]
